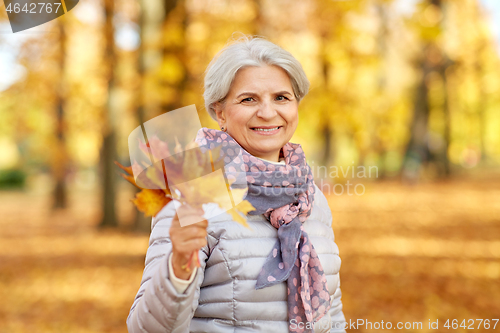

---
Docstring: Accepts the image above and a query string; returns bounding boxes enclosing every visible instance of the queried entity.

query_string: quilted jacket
[127,184,346,332]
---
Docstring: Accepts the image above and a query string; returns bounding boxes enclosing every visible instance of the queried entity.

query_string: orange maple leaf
[131,189,172,217]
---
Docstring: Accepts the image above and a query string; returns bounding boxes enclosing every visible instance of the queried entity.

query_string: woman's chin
[248,129,287,143]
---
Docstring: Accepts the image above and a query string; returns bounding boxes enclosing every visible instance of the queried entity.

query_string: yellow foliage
[226,199,255,229]
[131,189,171,217]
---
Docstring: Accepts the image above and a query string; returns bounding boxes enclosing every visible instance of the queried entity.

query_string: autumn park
[0,0,499,332]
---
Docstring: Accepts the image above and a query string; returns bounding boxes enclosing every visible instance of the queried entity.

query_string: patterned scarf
[195,128,331,332]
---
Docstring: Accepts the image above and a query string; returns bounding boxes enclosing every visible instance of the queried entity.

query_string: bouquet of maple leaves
[115,135,254,272]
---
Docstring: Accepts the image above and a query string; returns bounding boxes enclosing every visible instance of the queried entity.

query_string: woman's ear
[214,102,226,129]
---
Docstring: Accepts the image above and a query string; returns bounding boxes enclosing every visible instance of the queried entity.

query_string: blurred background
[0,0,499,332]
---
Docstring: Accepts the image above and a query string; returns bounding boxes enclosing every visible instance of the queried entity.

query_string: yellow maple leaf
[228,188,247,203]
[145,162,167,189]
[131,189,172,217]
[234,198,255,216]
[182,144,210,181]
[226,198,255,228]
[227,208,248,227]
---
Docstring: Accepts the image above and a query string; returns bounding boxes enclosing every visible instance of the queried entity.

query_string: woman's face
[214,65,299,162]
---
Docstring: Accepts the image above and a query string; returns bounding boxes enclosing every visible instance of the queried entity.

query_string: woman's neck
[254,150,281,163]
[254,149,284,164]
[259,156,285,164]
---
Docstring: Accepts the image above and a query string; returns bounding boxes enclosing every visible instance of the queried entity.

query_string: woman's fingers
[180,238,207,250]
[171,226,207,243]
[174,205,208,228]
[169,204,209,279]
[170,204,209,255]
[177,204,205,219]
[172,239,206,257]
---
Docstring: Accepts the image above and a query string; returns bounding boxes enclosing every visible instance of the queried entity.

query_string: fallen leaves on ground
[0,177,499,332]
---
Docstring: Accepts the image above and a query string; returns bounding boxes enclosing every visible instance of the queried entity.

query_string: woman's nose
[256,100,277,119]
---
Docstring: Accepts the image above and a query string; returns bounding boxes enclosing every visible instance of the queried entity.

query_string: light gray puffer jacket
[127,184,346,333]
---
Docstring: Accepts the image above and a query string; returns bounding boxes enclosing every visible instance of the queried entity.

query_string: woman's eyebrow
[235,90,293,99]
[236,92,257,99]
[274,90,293,96]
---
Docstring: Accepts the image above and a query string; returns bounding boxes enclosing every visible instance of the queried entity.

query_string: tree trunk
[52,18,68,209]
[161,0,187,113]
[402,48,432,182]
[375,3,389,179]
[132,21,153,232]
[476,41,487,162]
[99,0,119,228]
[132,43,151,232]
[321,121,333,169]
[402,0,449,182]
[440,58,451,176]
[319,29,335,169]
[130,0,171,231]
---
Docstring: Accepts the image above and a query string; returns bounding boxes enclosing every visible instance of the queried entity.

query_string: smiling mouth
[251,126,282,132]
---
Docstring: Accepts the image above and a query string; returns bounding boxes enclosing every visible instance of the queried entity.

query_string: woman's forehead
[230,65,293,93]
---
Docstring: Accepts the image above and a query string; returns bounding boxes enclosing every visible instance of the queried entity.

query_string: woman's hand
[170,204,208,280]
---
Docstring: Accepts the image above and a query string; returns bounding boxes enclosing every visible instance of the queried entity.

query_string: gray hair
[203,34,310,120]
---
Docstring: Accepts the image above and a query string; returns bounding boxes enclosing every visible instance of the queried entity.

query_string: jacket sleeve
[314,184,347,333]
[328,275,346,333]
[326,214,346,333]
[127,201,209,333]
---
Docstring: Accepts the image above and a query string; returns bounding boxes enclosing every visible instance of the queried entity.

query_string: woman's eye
[241,97,254,102]
[276,95,288,101]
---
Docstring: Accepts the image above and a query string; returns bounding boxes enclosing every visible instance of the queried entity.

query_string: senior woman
[127,35,346,333]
